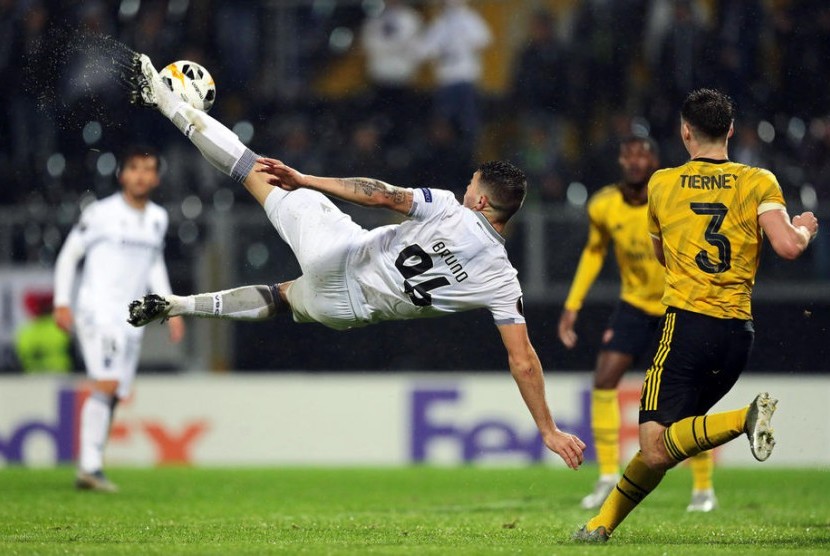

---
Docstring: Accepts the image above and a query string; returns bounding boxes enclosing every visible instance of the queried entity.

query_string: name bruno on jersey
[431,241,469,283]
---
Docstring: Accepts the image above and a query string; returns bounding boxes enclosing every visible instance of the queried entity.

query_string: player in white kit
[54,145,185,492]
[126,54,586,469]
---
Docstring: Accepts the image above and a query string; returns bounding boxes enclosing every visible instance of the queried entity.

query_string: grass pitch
[1,466,828,555]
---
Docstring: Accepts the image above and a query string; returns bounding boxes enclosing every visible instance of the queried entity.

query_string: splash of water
[26,29,139,130]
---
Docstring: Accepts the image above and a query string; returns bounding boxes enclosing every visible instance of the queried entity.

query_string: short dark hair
[119,144,160,171]
[620,135,660,158]
[478,160,527,222]
[680,89,736,140]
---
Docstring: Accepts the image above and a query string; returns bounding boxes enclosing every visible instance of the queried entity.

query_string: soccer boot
[686,488,718,512]
[128,294,172,327]
[745,392,778,462]
[128,53,164,108]
[572,524,610,543]
[75,470,119,493]
[580,474,619,509]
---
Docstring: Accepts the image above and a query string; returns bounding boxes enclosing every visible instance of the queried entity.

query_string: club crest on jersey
[420,188,433,203]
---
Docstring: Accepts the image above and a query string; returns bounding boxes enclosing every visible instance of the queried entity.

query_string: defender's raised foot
[745,392,778,462]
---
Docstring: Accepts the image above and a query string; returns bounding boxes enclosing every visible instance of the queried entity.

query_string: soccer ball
[159,60,216,112]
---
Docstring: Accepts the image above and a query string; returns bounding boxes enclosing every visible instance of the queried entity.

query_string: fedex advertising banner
[1,374,827,467]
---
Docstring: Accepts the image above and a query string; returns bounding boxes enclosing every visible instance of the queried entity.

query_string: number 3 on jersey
[395,244,450,306]
[691,202,731,274]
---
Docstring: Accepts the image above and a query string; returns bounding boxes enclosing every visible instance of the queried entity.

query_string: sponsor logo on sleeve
[420,188,433,203]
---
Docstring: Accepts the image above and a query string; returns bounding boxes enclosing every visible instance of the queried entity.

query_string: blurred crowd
[0,0,828,373]
[0,0,828,225]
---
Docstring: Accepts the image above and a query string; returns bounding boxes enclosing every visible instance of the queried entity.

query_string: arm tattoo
[339,177,409,205]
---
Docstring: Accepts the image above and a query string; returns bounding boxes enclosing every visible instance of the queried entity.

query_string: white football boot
[686,488,718,512]
[745,392,778,462]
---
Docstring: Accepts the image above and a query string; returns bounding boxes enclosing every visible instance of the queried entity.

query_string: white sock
[168,285,284,321]
[151,76,255,183]
[79,391,113,473]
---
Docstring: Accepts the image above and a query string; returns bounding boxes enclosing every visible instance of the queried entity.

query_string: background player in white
[54,145,185,492]
[126,53,586,469]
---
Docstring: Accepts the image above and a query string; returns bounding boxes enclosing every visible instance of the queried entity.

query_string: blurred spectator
[648,0,713,138]
[275,117,325,177]
[417,0,491,152]
[9,0,55,196]
[565,0,647,140]
[214,0,260,93]
[712,0,763,109]
[361,0,422,144]
[644,0,709,68]
[772,2,830,119]
[409,116,474,195]
[584,112,641,190]
[733,122,767,168]
[513,121,567,204]
[801,116,830,277]
[0,0,16,203]
[510,10,567,124]
[120,0,179,68]
[14,292,72,374]
[333,120,388,179]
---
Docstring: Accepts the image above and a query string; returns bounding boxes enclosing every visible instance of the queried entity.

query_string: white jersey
[345,188,524,326]
[54,193,172,330]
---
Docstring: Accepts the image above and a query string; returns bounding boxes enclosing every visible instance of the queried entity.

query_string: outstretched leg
[128,283,291,327]
[130,54,275,206]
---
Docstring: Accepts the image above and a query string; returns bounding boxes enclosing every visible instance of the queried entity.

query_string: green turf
[0,466,828,555]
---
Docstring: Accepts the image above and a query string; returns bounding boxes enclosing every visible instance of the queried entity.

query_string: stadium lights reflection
[757,120,775,143]
[787,117,806,143]
[232,121,255,145]
[178,221,199,244]
[800,184,818,211]
[119,0,140,20]
[82,121,102,145]
[330,27,354,53]
[46,153,66,178]
[96,152,117,176]
[181,195,203,220]
[247,242,269,269]
[168,0,189,18]
[566,182,588,207]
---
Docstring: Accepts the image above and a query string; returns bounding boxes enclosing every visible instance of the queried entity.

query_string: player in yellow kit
[574,89,819,543]
[559,136,715,512]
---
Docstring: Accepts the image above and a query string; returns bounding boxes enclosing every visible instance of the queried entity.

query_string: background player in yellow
[575,89,819,542]
[559,136,716,512]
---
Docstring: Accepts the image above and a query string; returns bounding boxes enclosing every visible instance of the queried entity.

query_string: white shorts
[75,317,142,398]
[264,188,367,330]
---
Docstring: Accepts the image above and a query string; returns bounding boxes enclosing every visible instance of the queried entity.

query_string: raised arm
[497,322,586,469]
[759,208,818,260]
[256,157,414,215]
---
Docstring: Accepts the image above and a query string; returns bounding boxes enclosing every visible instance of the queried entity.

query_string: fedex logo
[0,387,208,465]
[410,386,642,463]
